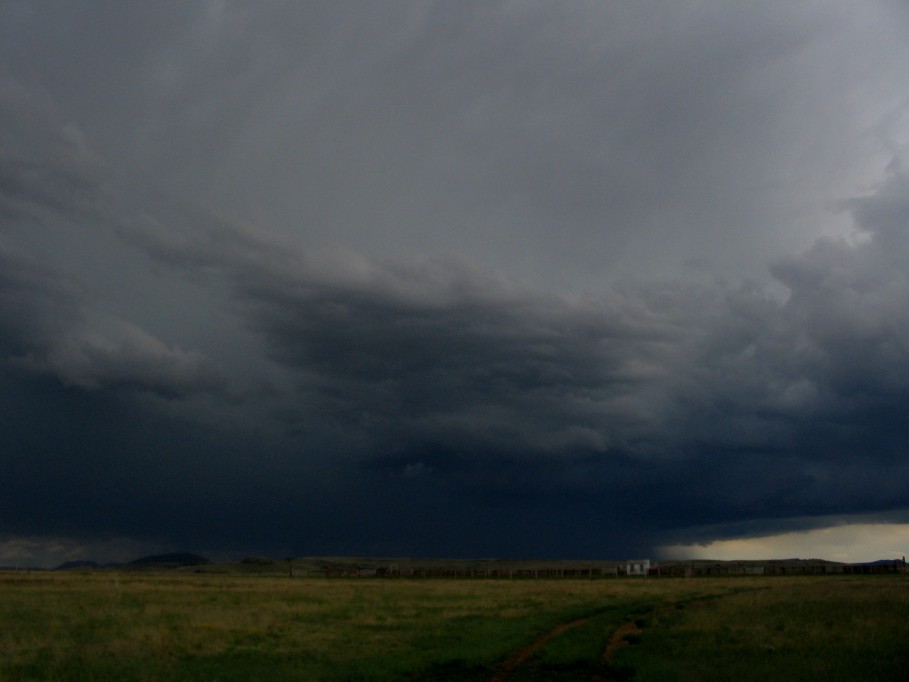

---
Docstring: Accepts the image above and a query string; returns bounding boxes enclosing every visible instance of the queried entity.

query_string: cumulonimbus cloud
[3,1,909,562]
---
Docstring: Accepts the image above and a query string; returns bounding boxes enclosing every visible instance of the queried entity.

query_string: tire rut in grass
[575,616,645,682]
[602,618,643,665]
[426,608,652,681]
[487,616,591,682]
[484,590,765,681]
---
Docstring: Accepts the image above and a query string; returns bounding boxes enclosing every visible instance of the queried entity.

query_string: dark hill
[129,552,211,566]
[858,558,906,566]
[55,560,101,570]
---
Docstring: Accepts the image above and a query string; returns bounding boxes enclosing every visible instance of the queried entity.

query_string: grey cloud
[0,155,100,223]
[771,207,909,409]
[0,243,224,399]
[125,164,909,515]
[123,211,703,456]
[0,243,84,357]
[5,179,909,558]
[0,70,227,400]
[7,2,902,287]
[3,2,909,562]
[20,320,226,397]
[10,149,909,555]
[0,69,102,220]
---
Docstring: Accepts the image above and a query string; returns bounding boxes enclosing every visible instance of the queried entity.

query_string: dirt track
[488,616,592,682]
[602,619,643,665]
[485,614,643,682]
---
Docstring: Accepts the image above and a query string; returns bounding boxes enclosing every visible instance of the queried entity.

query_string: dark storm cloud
[0,243,82,356]
[8,152,909,558]
[0,68,102,223]
[2,2,909,563]
[0,64,228,400]
[123,211,694,454]
[6,1,902,284]
[0,243,225,398]
[114,163,909,550]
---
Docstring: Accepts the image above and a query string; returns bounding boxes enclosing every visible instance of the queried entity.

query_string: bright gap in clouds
[661,524,909,564]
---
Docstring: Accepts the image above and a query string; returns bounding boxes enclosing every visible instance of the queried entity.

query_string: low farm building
[626,559,651,576]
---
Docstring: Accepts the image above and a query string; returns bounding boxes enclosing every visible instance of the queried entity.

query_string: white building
[626,559,651,576]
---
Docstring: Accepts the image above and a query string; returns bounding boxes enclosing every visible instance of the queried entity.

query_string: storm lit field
[1,571,906,681]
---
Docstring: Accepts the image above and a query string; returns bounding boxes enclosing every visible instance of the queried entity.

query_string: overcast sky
[3,1,909,567]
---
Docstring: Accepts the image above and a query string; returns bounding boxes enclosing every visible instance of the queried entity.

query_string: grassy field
[0,571,906,681]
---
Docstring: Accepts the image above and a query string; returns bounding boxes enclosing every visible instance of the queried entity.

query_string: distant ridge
[55,560,102,571]
[855,558,905,567]
[129,552,211,566]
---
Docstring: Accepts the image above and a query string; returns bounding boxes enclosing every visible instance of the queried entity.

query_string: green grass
[0,573,636,681]
[615,576,909,682]
[0,572,906,680]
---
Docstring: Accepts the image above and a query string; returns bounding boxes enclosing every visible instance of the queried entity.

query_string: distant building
[626,559,651,576]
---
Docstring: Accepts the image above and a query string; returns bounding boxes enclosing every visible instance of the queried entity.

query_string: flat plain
[1,570,906,681]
